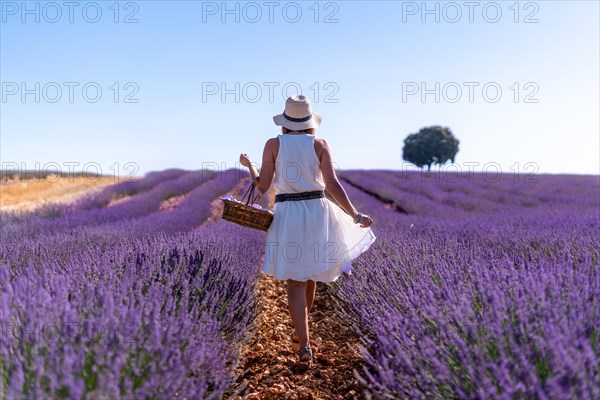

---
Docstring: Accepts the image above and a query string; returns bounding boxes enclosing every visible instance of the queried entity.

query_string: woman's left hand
[239,153,251,168]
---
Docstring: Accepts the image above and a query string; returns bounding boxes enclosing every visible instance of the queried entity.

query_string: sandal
[298,346,313,364]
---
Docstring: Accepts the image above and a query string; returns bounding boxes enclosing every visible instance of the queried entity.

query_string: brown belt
[274,190,325,203]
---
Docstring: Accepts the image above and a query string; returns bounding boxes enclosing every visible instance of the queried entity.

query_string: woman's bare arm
[246,138,276,195]
[317,138,359,220]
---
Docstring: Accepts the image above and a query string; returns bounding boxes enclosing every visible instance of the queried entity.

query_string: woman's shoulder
[312,136,332,163]
[264,136,281,158]
[313,136,331,151]
[265,135,280,146]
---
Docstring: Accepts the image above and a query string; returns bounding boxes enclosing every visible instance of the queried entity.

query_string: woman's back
[272,133,326,195]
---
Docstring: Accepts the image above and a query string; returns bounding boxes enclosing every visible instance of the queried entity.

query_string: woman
[239,95,376,364]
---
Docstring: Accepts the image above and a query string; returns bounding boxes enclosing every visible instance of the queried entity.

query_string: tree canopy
[402,126,459,170]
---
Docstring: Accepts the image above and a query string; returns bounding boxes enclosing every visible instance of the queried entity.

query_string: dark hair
[282,127,314,134]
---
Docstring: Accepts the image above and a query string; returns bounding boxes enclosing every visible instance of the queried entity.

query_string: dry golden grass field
[0,174,122,212]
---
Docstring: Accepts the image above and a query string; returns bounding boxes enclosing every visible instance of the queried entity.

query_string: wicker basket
[221,180,273,231]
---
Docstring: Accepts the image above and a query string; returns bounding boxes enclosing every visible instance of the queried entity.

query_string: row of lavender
[340,169,598,216]
[333,171,600,398]
[1,169,264,399]
[1,168,247,239]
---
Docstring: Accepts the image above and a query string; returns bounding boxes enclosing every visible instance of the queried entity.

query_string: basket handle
[240,178,262,205]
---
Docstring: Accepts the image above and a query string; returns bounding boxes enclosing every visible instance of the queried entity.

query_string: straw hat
[273,95,322,130]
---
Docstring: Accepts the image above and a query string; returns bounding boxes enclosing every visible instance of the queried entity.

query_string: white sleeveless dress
[261,133,376,282]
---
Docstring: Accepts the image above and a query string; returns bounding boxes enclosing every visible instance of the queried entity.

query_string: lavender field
[1,169,265,398]
[335,170,600,399]
[1,168,599,399]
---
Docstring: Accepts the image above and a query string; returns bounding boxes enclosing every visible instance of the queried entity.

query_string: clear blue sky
[1,0,598,177]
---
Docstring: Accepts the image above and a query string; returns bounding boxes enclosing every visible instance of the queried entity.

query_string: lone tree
[402,125,459,170]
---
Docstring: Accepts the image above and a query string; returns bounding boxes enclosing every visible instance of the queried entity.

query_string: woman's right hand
[356,213,373,228]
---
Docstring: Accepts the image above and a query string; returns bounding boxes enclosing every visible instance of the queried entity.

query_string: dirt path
[232,274,366,400]
[227,182,367,400]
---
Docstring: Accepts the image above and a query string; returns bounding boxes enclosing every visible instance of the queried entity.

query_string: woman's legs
[290,280,317,343]
[287,279,310,348]
[306,280,316,314]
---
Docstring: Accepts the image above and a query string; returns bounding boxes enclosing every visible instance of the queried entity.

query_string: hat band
[283,112,312,123]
